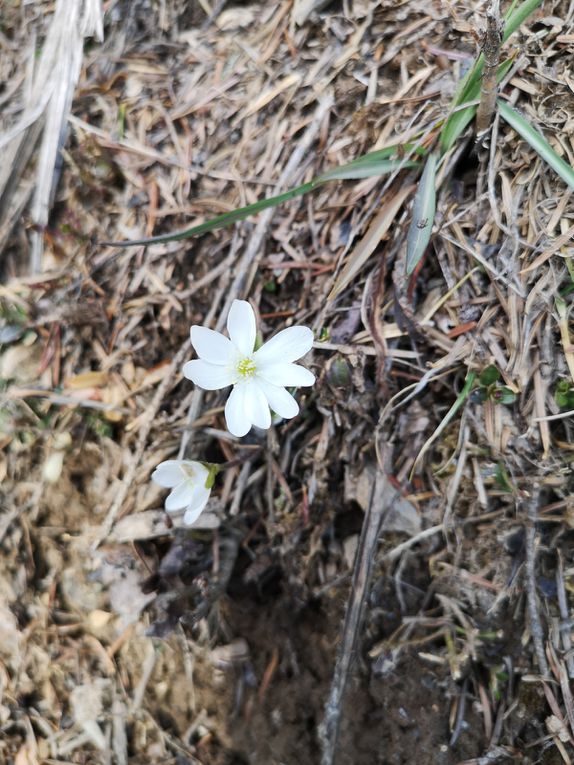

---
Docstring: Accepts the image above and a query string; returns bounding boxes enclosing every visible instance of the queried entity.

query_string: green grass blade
[439,0,542,153]
[406,153,438,275]
[101,180,317,247]
[502,0,543,41]
[101,147,419,247]
[317,144,423,179]
[410,371,477,478]
[498,100,574,190]
[318,158,417,181]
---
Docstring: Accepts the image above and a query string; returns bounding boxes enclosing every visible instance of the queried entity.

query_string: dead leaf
[345,463,421,536]
[64,371,109,389]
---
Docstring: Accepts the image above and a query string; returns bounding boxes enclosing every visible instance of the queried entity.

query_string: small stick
[319,466,393,765]
[475,1,503,224]
[201,0,228,30]
[556,551,574,679]
[476,0,503,140]
[449,677,469,747]
[129,640,157,713]
[523,487,549,677]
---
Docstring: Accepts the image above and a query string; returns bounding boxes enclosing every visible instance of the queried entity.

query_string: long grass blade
[405,153,438,275]
[498,100,574,191]
[502,0,543,41]
[101,151,418,248]
[103,180,318,246]
[319,158,417,182]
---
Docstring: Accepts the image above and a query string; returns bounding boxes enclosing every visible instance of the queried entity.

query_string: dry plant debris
[1,1,574,763]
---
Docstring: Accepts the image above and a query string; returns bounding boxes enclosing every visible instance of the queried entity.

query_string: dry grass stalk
[524,487,550,677]
[0,0,103,271]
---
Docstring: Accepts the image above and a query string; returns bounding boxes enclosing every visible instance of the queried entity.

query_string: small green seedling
[474,365,516,405]
[555,380,574,410]
[494,462,515,493]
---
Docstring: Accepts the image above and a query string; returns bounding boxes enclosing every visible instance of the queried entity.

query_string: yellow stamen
[237,358,257,378]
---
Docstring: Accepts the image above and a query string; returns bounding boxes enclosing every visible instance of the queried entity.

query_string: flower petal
[151,460,185,488]
[190,326,234,365]
[180,464,211,523]
[245,381,272,430]
[183,359,235,390]
[224,384,252,437]
[165,481,195,512]
[257,379,299,419]
[258,362,315,387]
[227,300,256,356]
[183,489,211,526]
[254,326,313,366]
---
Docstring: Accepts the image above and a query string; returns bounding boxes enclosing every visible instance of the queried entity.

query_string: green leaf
[479,365,501,386]
[555,380,574,409]
[493,386,517,405]
[326,357,352,388]
[564,258,574,285]
[405,152,437,275]
[317,144,420,181]
[497,100,574,191]
[101,147,419,248]
[471,387,487,404]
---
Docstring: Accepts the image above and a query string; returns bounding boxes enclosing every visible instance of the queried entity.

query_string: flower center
[236,357,257,379]
[181,464,196,481]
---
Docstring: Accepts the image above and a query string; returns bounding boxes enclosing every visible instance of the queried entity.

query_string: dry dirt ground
[1,1,574,763]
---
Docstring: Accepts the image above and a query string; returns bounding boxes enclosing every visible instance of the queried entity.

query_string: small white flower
[183,300,315,438]
[151,460,211,525]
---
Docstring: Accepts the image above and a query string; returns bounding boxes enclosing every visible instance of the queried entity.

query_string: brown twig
[476,0,503,140]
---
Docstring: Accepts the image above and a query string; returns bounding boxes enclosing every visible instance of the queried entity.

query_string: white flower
[183,300,315,437]
[151,460,211,525]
